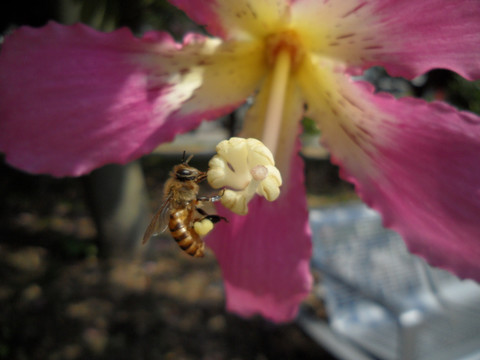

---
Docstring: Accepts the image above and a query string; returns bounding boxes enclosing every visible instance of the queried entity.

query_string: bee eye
[176,168,196,181]
[178,169,192,176]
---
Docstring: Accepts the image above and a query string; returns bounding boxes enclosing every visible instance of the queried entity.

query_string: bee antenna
[181,151,194,164]
[185,154,194,164]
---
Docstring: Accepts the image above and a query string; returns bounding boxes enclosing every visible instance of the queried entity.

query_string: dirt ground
[0,157,341,360]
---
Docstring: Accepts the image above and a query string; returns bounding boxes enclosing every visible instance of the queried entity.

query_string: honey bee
[142,152,227,257]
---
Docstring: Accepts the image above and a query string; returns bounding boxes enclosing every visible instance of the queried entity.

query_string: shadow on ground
[0,158,338,360]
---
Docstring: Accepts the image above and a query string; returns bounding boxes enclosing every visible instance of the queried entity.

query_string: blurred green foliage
[0,0,198,36]
[301,117,321,136]
[73,0,199,35]
[448,75,480,115]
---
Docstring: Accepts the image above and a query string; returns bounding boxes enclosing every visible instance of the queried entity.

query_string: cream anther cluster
[208,137,282,215]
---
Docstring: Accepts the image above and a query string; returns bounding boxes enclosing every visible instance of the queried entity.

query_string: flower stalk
[262,49,291,157]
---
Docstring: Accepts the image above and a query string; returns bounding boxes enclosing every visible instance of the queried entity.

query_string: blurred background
[1,1,479,360]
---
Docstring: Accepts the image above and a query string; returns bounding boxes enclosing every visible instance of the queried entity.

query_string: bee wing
[142,194,172,244]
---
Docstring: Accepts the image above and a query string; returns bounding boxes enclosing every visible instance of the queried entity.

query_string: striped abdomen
[169,209,204,257]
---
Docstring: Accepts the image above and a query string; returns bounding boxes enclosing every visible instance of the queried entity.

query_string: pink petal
[0,23,263,176]
[354,90,480,281]
[207,144,312,323]
[291,0,480,80]
[169,0,290,40]
[369,0,480,80]
[307,78,480,281]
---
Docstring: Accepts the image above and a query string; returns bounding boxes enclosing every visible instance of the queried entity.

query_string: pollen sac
[194,218,214,237]
[207,137,282,215]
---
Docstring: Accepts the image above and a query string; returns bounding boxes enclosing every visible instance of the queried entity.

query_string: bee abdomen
[169,213,204,257]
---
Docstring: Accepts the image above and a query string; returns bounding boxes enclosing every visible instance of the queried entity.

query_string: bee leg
[197,189,224,203]
[195,207,228,223]
[204,214,229,224]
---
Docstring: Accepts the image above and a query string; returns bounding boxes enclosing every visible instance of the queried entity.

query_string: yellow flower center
[264,30,306,72]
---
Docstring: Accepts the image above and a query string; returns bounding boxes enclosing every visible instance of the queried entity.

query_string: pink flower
[1,0,480,322]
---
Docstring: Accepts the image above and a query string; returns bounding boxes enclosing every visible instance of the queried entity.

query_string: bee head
[174,152,206,182]
[174,163,206,182]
